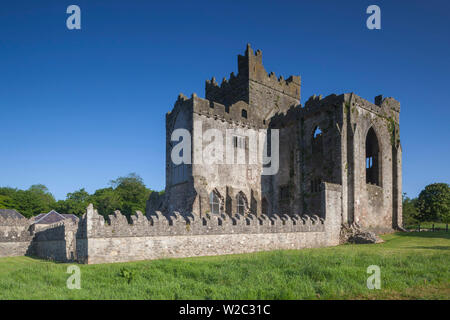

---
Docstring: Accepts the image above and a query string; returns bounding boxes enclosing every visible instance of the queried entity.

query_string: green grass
[0,231,449,300]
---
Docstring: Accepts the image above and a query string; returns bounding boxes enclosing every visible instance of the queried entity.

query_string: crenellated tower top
[205,44,301,117]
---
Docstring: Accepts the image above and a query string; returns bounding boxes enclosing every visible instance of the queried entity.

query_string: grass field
[0,231,449,300]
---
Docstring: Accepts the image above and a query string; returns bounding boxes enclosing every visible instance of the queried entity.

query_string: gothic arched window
[209,191,221,214]
[366,127,381,186]
[236,193,246,215]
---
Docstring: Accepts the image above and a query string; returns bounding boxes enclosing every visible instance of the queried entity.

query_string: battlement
[83,203,325,238]
[192,95,265,129]
[167,91,267,130]
[344,93,400,117]
[269,93,342,127]
[304,94,342,110]
[205,44,301,108]
[300,92,400,122]
[238,43,300,96]
[166,93,194,119]
[205,72,249,107]
[376,95,400,113]
[76,182,341,263]
[168,44,302,132]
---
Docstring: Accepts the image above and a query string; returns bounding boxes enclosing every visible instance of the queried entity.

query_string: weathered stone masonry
[35,182,341,264]
[0,182,341,264]
[0,44,401,264]
[0,216,34,257]
[155,44,402,234]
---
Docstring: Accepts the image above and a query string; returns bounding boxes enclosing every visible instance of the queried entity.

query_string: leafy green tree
[402,193,419,226]
[12,185,56,218]
[416,183,450,223]
[0,187,18,199]
[0,187,20,211]
[0,194,14,209]
[0,174,153,219]
[54,188,90,216]
[54,200,68,214]
[110,173,151,216]
[89,187,121,217]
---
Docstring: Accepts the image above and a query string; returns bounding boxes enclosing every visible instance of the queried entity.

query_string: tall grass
[0,231,448,299]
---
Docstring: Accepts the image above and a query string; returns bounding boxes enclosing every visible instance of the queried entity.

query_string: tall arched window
[209,191,221,214]
[366,127,380,186]
[236,193,247,215]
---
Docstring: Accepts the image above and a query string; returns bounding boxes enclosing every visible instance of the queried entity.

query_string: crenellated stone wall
[0,183,342,264]
[77,182,341,264]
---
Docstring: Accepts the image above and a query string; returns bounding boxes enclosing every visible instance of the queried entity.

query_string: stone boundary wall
[30,219,80,262]
[85,210,326,239]
[0,216,33,257]
[84,231,330,264]
[0,183,343,264]
[79,182,342,264]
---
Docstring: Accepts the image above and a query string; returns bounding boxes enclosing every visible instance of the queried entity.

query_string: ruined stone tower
[1,44,404,265]
[148,44,402,233]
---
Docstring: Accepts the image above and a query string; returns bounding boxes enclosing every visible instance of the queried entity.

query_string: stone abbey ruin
[0,45,402,264]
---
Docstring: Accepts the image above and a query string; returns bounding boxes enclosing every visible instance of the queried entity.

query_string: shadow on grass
[395,231,450,240]
[23,255,74,265]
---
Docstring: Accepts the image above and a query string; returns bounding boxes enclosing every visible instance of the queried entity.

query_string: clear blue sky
[0,0,449,200]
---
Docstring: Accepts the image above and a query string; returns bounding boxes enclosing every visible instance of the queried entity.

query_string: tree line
[402,183,450,226]
[0,173,162,219]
